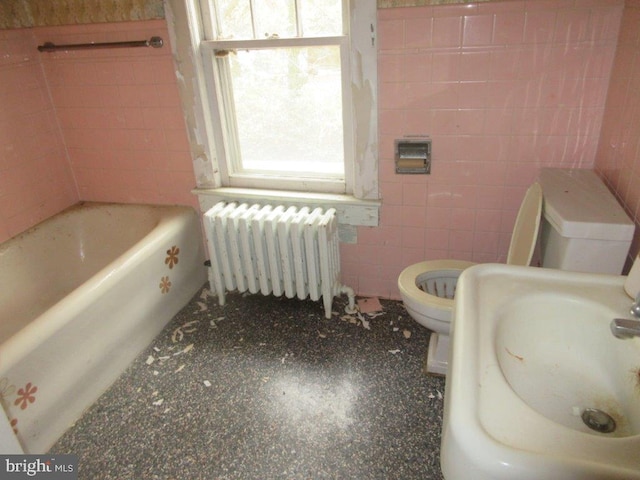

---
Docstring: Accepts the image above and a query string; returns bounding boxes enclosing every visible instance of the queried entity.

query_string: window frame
[199,1,354,193]
[168,0,379,227]
[200,31,355,193]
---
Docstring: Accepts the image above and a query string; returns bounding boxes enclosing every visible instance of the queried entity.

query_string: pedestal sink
[441,264,640,480]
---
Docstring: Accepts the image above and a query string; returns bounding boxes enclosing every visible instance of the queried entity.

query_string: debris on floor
[389,317,412,340]
[199,288,215,300]
[336,298,389,331]
[428,390,444,400]
[173,343,194,356]
[360,314,370,330]
[172,320,199,343]
[357,296,383,314]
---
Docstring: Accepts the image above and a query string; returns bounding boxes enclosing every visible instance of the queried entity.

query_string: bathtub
[0,202,206,453]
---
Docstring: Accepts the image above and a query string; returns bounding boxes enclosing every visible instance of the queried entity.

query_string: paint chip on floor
[203,380,212,387]
[429,391,443,400]
[358,297,382,314]
[199,288,214,299]
[196,301,207,312]
[172,321,200,343]
[340,313,374,331]
[173,344,194,356]
[145,356,155,365]
[388,349,401,355]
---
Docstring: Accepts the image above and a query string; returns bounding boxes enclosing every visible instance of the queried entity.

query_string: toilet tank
[539,168,635,274]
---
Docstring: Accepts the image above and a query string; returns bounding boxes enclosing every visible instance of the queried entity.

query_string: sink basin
[441,264,640,480]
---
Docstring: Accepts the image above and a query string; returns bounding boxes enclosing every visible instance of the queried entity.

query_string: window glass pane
[213,0,342,40]
[227,46,344,176]
[214,0,253,39]
[253,0,297,39]
[301,0,342,36]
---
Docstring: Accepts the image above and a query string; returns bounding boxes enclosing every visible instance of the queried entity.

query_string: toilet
[399,169,636,376]
[538,168,635,275]
[398,182,543,376]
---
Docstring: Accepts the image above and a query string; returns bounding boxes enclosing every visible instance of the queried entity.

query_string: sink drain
[581,408,616,433]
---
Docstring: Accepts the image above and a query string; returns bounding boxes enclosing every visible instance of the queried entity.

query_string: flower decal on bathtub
[9,418,18,435]
[14,382,37,410]
[159,245,180,295]
[165,246,180,269]
[159,276,172,294]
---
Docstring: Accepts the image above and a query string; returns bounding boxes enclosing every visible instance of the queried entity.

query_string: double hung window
[198,0,353,193]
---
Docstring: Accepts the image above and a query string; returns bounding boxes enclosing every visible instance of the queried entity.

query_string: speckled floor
[50,286,446,480]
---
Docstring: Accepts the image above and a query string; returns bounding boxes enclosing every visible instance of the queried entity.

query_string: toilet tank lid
[539,168,635,241]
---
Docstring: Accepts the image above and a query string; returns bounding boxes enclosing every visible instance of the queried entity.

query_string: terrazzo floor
[50,285,447,480]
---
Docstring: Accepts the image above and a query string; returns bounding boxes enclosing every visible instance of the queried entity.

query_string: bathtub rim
[0,202,202,374]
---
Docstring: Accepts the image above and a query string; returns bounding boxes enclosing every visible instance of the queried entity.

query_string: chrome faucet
[610,293,640,339]
[631,292,640,318]
[611,318,640,339]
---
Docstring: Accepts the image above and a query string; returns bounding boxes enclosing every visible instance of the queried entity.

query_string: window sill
[193,187,380,229]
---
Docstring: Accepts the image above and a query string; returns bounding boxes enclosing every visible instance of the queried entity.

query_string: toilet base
[425,333,450,376]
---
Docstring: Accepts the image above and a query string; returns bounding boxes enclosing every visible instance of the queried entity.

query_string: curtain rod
[37,36,163,52]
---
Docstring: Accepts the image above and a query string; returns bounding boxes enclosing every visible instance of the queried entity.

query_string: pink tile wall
[595,1,640,265]
[34,20,197,209]
[0,28,77,243]
[1,7,629,299]
[342,0,623,298]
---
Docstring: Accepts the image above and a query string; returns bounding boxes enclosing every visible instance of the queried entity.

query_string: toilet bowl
[398,182,543,375]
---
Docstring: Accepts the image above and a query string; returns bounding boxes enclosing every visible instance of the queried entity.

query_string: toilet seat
[398,183,543,375]
[506,182,544,266]
[398,259,476,331]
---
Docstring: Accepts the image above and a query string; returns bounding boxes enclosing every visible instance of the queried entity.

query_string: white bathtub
[0,202,206,453]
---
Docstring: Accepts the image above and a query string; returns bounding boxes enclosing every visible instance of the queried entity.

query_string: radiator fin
[204,202,352,319]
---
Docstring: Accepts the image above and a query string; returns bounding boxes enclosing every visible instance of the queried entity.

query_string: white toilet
[398,182,543,375]
[538,168,635,275]
[399,168,636,376]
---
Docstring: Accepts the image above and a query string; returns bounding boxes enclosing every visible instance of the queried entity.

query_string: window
[197,0,356,193]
